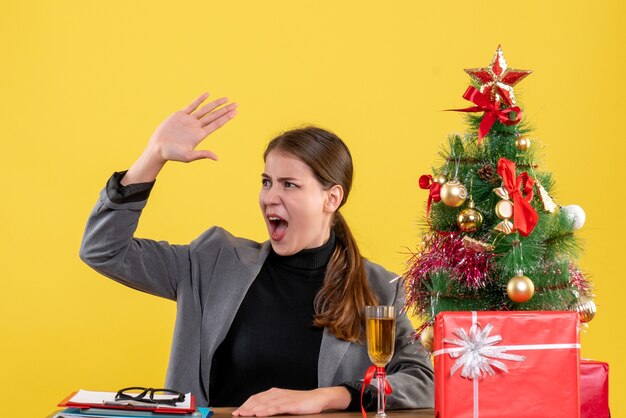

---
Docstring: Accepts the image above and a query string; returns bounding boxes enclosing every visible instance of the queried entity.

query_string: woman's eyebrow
[261,173,300,182]
[278,177,300,182]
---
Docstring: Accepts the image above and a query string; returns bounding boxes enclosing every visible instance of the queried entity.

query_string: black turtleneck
[209,233,336,407]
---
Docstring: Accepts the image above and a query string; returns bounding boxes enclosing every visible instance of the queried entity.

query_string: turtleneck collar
[268,231,336,272]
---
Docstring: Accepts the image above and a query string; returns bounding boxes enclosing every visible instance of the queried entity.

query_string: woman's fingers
[181,92,238,136]
[194,97,230,120]
[233,389,278,416]
[232,388,331,417]
[200,102,238,127]
[183,92,210,114]
[203,107,238,136]
[155,91,237,164]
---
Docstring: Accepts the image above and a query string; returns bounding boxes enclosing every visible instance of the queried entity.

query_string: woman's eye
[262,179,271,187]
[284,182,297,188]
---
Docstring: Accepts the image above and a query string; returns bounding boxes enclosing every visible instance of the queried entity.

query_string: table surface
[49,407,436,418]
[211,408,435,418]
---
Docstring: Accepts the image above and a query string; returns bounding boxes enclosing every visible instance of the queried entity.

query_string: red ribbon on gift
[449,86,523,144]
[419,174,441,219]
[360,365,392,418]
[497,158,538,237]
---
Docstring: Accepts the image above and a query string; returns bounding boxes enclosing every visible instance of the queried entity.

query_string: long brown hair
[264,126,378,342]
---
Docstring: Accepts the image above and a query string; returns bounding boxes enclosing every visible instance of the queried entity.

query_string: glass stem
[376,367,386,416]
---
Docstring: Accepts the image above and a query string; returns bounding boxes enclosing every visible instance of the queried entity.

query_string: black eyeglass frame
[115,387,186,406]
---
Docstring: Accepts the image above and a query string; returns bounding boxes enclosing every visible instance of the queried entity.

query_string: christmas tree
[404,46,596,352]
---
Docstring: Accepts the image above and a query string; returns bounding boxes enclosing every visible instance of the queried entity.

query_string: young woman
[80,93,434,416]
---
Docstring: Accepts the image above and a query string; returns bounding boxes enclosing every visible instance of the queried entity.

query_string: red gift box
[433,311,580,418]
[580,359,610,417]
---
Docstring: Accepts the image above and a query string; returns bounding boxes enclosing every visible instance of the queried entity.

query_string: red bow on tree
[450,86,523,144]
[497,158,538,237]
[419,174,441,220]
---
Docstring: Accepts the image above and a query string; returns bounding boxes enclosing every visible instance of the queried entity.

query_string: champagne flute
[365,305,396,418]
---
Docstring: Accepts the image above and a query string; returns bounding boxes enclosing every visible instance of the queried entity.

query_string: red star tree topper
[464,45,532,106]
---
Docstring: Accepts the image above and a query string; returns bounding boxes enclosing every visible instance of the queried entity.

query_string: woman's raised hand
[150,92,237,163]
[121,92,237,185]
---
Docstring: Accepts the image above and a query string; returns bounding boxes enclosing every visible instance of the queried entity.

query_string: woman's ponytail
[313,211,377,342]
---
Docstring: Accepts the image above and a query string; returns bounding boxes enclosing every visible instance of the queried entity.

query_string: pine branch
[543,230,575,246]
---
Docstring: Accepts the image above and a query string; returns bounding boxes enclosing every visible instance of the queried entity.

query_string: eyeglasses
[115,387,186,406]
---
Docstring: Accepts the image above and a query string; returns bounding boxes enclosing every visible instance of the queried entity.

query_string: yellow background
[1,1,624,416]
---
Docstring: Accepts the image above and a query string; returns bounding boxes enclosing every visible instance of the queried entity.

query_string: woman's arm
[79,93,237,299]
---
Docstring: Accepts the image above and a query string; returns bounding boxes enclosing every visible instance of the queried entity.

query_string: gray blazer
[79,188,434,408]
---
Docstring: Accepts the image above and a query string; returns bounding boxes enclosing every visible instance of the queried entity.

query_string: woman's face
[259,150,342,256]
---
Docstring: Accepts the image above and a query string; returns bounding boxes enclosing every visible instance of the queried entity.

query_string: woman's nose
[263,186,281,205]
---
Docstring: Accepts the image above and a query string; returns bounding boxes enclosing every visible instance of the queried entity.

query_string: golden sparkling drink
[366,317,396,366]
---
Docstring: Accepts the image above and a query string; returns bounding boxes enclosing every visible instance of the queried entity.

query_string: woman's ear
[324,185,344,213]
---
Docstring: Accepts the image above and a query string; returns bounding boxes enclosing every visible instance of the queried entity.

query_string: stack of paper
[54,389,211,418]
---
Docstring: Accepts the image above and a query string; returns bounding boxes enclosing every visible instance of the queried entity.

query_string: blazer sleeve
[79,178,191,301]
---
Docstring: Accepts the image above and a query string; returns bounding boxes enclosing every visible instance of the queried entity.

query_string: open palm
[149,92,237,163]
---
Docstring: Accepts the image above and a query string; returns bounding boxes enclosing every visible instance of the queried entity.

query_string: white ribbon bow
[444,322,525,379]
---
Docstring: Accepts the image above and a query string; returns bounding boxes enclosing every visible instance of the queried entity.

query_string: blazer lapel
[318,328,351,387]
[202,241,271,351]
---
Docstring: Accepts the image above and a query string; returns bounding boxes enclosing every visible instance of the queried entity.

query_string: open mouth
[267,215,288,242]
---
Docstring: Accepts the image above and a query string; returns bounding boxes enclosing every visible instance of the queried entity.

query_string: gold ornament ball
[433,173,448,185]
[440,180,468,207]
[515,137,531,151]
[420,326,434,353]
[571,296,596,323]
[457,207,483,232]
[506,275,535,303]
[495,199,514,220]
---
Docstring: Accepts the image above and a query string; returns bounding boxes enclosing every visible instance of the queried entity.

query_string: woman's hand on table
[232,387,351,416]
